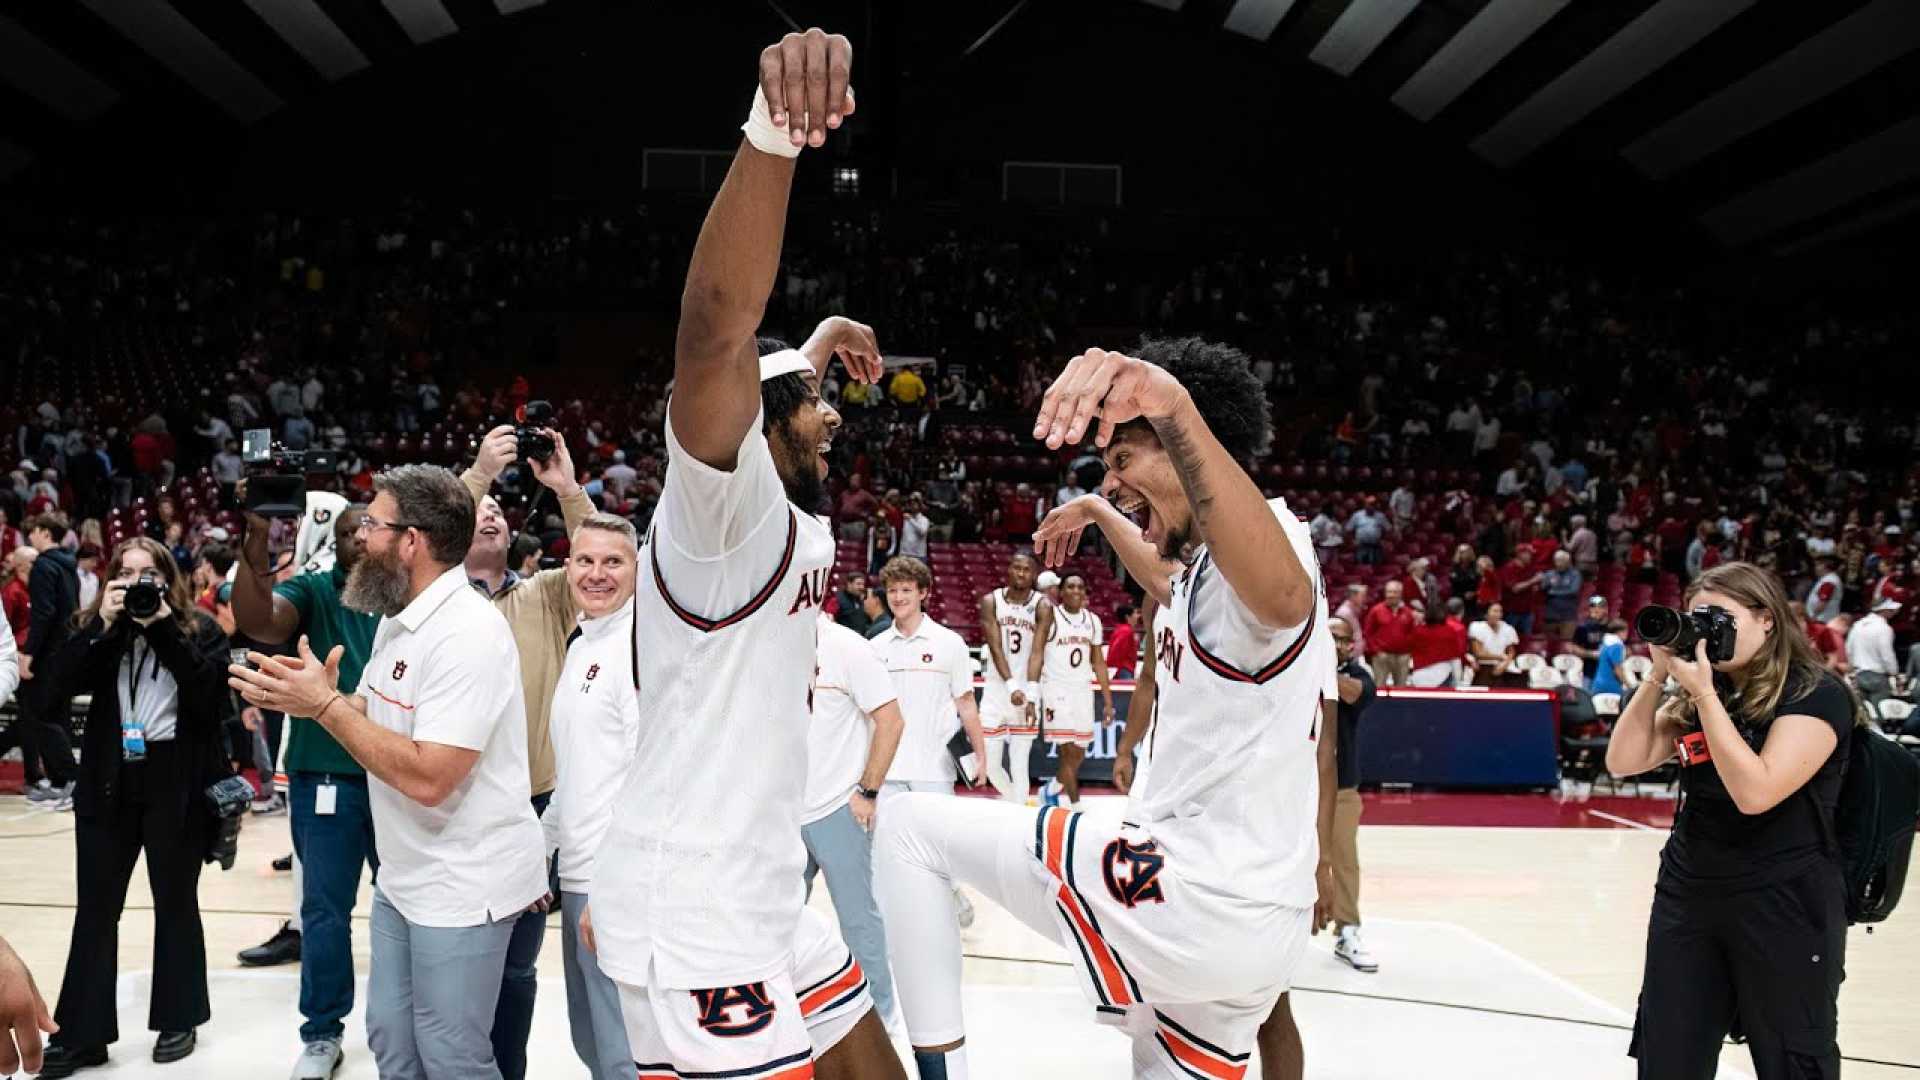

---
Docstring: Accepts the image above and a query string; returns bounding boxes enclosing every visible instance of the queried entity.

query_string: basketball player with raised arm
[878,337,1335,1080]
[1038,574,1114,809]
[977,553,1051,803]
[579,29,902,1080]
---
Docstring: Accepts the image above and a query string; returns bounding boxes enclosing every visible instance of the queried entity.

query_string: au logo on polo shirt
[392,660,408,680]
[921,653,933,664]
[586,664,600,682]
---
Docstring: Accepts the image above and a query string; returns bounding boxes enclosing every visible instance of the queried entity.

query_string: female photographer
[38,537,232,1078]
[1605,562,1861,1080]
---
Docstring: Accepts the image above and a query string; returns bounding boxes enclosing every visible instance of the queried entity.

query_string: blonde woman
[1605,562,1862,1079]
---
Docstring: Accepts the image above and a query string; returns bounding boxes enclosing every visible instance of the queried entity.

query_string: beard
[1158,524,1193,562]
[340,544,413,617]
[771,420,827,512]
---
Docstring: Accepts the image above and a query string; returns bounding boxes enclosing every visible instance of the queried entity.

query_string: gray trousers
[1857,670,1894,706]
[559,890,633,1080]
[803,802,898,1020]
[367,888,515,1080]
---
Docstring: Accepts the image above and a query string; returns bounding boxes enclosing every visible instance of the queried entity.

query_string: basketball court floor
[2,788,1914,1079]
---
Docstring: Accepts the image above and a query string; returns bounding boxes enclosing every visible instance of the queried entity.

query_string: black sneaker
[36,1041,108,1078]
[238,921,301,967]
[272,853,294,873]
[153,1029,196,1064]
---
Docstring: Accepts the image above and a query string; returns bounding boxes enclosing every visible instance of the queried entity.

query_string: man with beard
[882,338,1334,1080]
[230,499,381,1080]
[582,28,905,1080]
[458,425,594,1080]
[230,464,547,1080]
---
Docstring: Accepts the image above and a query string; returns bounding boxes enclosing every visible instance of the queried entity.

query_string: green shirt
[276,566,381,777]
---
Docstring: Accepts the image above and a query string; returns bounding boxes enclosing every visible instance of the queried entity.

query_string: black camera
[241,428,337,519]
[516,400,556,464]
[1634,603,1738,664]
[123,570,166,620]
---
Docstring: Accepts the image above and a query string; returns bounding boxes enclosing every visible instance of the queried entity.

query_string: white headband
[758,349,812,383]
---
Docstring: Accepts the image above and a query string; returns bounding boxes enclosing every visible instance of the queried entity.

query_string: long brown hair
[1672,561,1866,729]
[74,537,198,632]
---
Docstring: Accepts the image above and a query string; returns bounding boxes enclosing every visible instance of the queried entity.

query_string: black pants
[54,743,211,1047]
[17,680,76,785]
[1630,863,1846,1079]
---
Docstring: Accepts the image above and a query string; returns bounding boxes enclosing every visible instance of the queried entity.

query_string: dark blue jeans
[491,790,555,1080]
[287,772,378,1043]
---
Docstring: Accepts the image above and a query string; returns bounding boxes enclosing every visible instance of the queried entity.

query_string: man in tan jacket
[459,422,594,1080]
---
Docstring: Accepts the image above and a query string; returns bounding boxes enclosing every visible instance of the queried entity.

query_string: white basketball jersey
[590,418,836,990]
[985,588,1041,685]
[1041,606,1103,694]
[1130,497,1328,909]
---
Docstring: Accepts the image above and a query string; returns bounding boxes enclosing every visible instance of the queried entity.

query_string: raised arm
[233,513,303,645]
[799,316,883,383]
[669,30,866,470]
[1034,350,1313,629]
[1034,494,1179,606]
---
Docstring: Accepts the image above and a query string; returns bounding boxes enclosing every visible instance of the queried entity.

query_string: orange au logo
[391,661,408,680]
[692,983,776,1037]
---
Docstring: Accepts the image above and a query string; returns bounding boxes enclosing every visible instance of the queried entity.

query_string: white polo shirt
[873,614,973,784]
[805,617,899,825]
[548,599,640,893]
[356,565,547,928]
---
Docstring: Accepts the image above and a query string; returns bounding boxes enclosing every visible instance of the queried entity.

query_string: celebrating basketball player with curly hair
[877,337,1336,1080]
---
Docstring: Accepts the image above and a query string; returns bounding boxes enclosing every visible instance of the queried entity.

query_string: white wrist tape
[741,86,801,159]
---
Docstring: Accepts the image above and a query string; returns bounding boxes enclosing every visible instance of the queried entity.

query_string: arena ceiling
[1,0,1917,253]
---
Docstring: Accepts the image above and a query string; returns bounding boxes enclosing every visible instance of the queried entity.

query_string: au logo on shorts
[1102,837,1167,909]
[691,983,776,1037]
[391,661,407,680]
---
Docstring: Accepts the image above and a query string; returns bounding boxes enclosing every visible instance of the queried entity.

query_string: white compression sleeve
[984,736,1018,802]
[874,793,1058,1053]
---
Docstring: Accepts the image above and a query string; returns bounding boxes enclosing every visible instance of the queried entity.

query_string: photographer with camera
[1605,562,1862,1079]
[459,413,594,1080]
[38,538,234,1078]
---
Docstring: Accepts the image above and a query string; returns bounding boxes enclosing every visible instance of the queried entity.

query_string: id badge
[121,720,147,762]
[316,782,338,816]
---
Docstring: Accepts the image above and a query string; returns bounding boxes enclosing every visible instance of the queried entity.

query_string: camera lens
[124,573,163,619]
[1633,605,1682,647]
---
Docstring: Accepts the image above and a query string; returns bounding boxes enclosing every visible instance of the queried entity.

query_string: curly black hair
[1124,335,1272,462]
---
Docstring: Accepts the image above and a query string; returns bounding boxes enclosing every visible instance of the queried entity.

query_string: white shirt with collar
[873,614,973,784]
[548,599,640,894]
[1847,612,1898,676]
[356,565,546,928]
[805,617,898,825]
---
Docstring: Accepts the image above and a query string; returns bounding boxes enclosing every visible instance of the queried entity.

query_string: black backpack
[1811,726,1920,927]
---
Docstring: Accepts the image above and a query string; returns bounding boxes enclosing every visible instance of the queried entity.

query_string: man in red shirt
[1104,603,1140,679]
[834,473,880,531]
[1498,546,1545,637]
[1363,579,1418,687]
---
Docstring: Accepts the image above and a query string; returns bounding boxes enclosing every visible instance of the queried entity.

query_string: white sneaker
[1334,927,1379,973]
[953,888,975,929]
[290,1038,344,1079]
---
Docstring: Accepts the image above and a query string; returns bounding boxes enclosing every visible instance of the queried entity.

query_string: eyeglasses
[355,515,415,536]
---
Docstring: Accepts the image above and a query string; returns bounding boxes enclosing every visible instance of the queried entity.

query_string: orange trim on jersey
[365,686,415,711]
[1055,882,1135,1007]
[651,510,798,634]
[635,1058,815,1080]
[1157,1027,1248,1080]
[1042,807,1069,879]
[799,960,865,1016]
